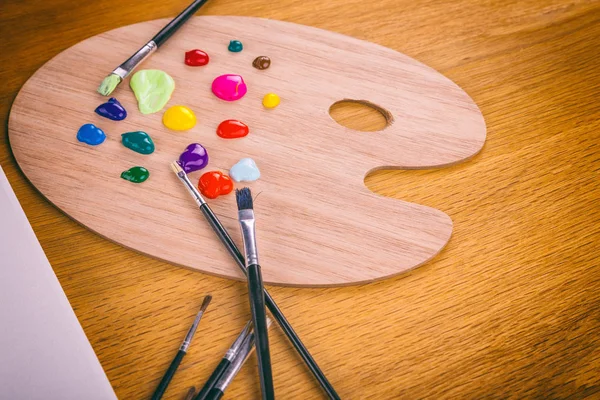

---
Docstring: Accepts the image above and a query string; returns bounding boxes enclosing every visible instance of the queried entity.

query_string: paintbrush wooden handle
[247,264,275,400]
[152,0,210,46]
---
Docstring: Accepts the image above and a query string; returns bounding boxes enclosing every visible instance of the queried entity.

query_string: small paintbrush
[193,321,253,400]
[151,295,212,400]
[170,161,340,400]
[206,318,273,400]
[97,0,210,96]
[184,387,197,400]
[236,188,274,400]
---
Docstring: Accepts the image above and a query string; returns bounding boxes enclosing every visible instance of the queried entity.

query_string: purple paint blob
[95,97,127,121]
[178,143,209,173]
[211,74,247,101]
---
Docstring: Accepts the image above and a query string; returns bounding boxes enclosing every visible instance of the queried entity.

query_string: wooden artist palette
[8,16,486,286]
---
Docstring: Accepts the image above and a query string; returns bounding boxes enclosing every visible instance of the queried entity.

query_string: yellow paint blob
[162,105,197,131]
[262,93,280,109]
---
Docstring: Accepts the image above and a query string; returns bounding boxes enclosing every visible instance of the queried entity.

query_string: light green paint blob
[129,69,175,114]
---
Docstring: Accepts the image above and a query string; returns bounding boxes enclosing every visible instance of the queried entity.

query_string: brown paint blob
[252,56,271,70]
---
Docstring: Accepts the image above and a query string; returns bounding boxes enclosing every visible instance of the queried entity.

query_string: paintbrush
[97,0,210,96]
[235,187,274,400]
[184,387,197,400]
[193,321,253,400]
[206,318,272,400]
[170,161,340,399]
[151,295,212,400]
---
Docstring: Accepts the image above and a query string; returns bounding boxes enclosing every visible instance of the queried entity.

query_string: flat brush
[193,321,253,400]
[170,161,340,399]
[151,295,212,400]
[236,187,274,400]
[206,318,273,400]
[97,0,209,96]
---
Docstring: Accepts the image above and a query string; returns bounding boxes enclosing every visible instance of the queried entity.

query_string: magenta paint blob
[211,74,247,101]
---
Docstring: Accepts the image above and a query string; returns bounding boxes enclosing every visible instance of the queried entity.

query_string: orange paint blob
[217,119,249,139]
[198,171,233,199]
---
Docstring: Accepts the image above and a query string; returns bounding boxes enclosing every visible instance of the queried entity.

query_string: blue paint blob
[95,97,127,121]
[77,123,106,145]
[228,40,243,52]
[230,158,260,182]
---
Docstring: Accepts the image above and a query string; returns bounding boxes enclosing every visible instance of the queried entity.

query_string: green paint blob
[121,131,155,154]
[121,166,149,183]
[129,69,175,114]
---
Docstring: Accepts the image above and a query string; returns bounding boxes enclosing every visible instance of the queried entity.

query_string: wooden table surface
[1,0,599,399]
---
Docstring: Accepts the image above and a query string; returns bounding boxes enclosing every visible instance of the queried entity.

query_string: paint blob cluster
[77,37,278,195]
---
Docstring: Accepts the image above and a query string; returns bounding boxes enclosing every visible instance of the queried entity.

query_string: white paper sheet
[0,166,117,400]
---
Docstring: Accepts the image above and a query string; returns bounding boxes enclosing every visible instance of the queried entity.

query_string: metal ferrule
[238,210,258,266]
[215,332,256,391]
[180,311,204,352]
[113,40,157,79]
[225,321,253,361]
[178,172,206,206]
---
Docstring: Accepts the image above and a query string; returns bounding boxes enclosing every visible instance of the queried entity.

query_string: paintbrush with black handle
[206,318,272,400]
[184,387,197,400]
[170,161,339,399]
[97,0,210,96]
[236,188,274,400]
[193,321,253,400]
[151,295,212,400]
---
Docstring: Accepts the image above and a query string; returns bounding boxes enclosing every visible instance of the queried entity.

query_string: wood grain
[1,0,599,398]
[8,16,484,287]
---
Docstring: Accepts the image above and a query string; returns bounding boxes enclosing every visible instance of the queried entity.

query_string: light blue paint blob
[230,158,260,182]
[77,123,106,145]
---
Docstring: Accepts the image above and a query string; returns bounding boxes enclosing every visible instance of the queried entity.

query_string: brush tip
[97,73,121,96]
[184,387,196,400]
[200,295,212,311]
[235,188,253,211]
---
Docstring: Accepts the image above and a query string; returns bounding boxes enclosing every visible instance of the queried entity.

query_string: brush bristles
[200,295,212,311]
[97,73,121,96]
[170,161,185,176]
[235,188,253,210]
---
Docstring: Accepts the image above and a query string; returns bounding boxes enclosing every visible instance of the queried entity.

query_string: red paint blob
[185,49,209,66]
[217,119,249,139]
[198,171,233,199]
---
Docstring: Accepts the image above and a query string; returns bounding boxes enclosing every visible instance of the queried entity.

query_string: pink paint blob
[211,74,247,101]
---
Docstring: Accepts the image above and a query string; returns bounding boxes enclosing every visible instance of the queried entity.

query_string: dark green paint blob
[122,131,155,154]
[121,166,149,183]
[228,40,243,52]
